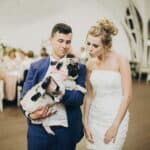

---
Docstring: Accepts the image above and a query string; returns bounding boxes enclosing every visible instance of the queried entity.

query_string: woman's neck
[98,49,112,62]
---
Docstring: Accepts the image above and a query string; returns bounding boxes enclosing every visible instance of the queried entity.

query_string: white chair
[0,80,4,112]
[129,61,138,79]
[17,85,22,106]
[137,64,150,81]
[146,67,150,83]
[147,74,150,83]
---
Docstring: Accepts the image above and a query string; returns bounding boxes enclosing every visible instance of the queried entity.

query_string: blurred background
[0,0,150,150]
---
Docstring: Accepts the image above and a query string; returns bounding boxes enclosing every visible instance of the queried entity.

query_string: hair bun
[97,19,118,36]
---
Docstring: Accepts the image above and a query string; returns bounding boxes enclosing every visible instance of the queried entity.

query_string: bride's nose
[89,49,93,54]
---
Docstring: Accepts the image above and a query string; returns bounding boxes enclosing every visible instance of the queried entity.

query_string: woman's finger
[104,132,112,144]
[89,132,94,143]
[86,129,94,143]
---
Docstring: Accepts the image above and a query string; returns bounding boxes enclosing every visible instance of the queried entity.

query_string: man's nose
[62,42,67,48]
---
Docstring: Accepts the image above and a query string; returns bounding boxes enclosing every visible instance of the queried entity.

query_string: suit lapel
[37,57,50,82]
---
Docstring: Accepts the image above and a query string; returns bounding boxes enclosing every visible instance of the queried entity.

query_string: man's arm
[61,64,86,107]
[21,64,37,99]
[19,63,37,118]
[20,61,55,120]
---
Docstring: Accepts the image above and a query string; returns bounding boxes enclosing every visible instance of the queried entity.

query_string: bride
[83,19,132,150]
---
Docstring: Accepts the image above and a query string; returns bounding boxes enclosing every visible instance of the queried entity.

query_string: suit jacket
[21,56,86,143]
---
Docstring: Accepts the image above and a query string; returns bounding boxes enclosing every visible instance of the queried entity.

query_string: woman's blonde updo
[88,19,118,49]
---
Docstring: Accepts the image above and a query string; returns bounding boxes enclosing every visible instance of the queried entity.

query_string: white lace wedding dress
[86,70,129,150]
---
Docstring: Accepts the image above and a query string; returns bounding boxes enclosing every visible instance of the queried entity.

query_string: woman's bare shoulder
[111,51,128,62]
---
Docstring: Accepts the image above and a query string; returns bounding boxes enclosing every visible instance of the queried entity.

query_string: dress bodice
[89,69,124,113]
[90,70,123,97]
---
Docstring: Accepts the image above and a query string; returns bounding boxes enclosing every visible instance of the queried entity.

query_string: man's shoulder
[31,57,50,70]
[78,63,86,76]
[78,63,86,69]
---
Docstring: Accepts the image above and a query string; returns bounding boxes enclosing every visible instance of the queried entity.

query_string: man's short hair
[51,23,72,37]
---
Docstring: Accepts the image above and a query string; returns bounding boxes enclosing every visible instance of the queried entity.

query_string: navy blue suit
[21,57,86,150]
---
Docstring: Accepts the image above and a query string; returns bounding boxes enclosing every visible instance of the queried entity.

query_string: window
[126,8,130,16]
[129,19,134,30]
[148,20,150,39]
[132,33,136,42]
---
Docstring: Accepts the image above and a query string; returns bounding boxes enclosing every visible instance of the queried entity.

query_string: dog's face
[66,54,79,79]
[41,76,51,89]
[31,76,61,102]
[67,60,79,78]
[31,76,52,101]
[55,53,79,80]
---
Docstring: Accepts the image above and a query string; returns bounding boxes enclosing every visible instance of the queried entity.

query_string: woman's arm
[83,67,93,125]
[112,56,132,128]
[104,55,132,144]
[83,61,94,143]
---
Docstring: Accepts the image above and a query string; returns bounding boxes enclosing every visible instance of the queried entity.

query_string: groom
[21,23,86,150]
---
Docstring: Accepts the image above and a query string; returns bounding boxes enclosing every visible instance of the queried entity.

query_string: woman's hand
[29,104,54,120]
[84,124,94,144]
[104,125,119,144]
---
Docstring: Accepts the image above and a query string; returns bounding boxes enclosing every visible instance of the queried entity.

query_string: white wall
[0,0,131,59]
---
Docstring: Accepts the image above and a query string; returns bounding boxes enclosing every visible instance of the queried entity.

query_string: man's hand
[29,104,55,120]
